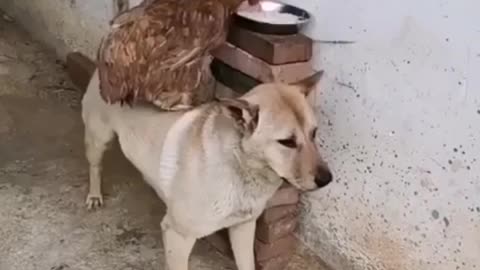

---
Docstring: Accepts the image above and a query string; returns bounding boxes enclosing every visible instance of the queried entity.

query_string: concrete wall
[283,0,480,269]
[2,0,479,269]
[0,0,141,59]
[0,0,111,59]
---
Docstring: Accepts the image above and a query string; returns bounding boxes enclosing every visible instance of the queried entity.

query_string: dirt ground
[0,13,328,270]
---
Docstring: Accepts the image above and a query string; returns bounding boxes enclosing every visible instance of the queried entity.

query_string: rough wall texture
[282,0,480,269]
[1,0,479,269]
[0,0,113,59]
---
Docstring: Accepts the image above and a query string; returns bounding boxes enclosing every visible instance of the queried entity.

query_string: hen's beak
[247,0,260,5]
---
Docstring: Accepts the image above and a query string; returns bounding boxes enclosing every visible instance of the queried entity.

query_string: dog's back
[82,70,184,134]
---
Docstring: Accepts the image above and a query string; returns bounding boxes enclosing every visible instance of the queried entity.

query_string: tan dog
[81,69,332,270]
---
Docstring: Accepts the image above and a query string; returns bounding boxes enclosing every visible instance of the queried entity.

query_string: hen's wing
[97,0,231,109]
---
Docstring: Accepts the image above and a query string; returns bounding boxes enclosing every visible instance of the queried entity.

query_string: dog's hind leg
[161,216,196,270]
[84,122,114,210]
[229,220,256,270]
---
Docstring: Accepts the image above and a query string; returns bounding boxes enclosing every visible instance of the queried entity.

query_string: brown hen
[97,0,259,110]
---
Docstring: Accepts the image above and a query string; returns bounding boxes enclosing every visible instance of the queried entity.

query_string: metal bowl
[233,1,311,35]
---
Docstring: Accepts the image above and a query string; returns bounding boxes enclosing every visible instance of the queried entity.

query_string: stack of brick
[255,183,300,270]
[204,183,301,270]
[211,25,314,93]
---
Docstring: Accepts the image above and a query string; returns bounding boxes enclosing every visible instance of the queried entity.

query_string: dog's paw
[85,193,103,210]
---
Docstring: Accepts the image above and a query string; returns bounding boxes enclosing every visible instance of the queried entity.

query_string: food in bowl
[236,10,301,25]
[236,0,306,25]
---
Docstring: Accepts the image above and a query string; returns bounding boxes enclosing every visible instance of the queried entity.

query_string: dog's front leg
[229,220,256,270]
[161,216,196,270]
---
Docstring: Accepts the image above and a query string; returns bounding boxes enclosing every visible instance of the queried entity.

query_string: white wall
[2,0,479,269]
[284,0,480,269]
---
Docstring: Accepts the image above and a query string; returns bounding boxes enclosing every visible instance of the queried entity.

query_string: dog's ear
[291,70,324,96]
[218,98,259,134]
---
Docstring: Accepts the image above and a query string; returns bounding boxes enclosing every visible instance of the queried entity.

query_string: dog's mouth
[280,177,294,187]
[280,177,318,192]
[280,177,302,190]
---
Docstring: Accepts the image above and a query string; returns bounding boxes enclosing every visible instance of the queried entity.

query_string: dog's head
[219,71,332,191]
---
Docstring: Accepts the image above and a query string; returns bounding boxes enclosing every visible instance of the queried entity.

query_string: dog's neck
[232,145,283,192]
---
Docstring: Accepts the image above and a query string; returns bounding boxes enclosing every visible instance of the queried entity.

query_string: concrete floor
[0,12,329,270]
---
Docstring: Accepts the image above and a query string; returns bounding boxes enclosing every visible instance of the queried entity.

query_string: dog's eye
[310,128,318,140]
[277,137,297,148]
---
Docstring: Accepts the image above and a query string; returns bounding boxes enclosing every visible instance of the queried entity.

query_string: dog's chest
[225,178,281,224]
[228,196,266,221]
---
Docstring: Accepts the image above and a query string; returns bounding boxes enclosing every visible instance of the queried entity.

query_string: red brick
[255,234,296,261]
[256,255,292,270]
[256,214,298,243]
[227,26,312,65]
[259,204,298,224]
[211,43,315,84]
[66,52,96,91]
[265,185,300,208]
[211,58,260,94]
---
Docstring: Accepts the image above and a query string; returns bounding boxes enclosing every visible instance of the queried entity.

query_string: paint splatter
[443,217,450,227]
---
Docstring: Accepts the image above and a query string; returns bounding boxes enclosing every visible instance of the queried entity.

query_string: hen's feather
[97,0,240,110]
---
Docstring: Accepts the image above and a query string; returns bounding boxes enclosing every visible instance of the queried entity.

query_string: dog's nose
[314,168,333,188]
